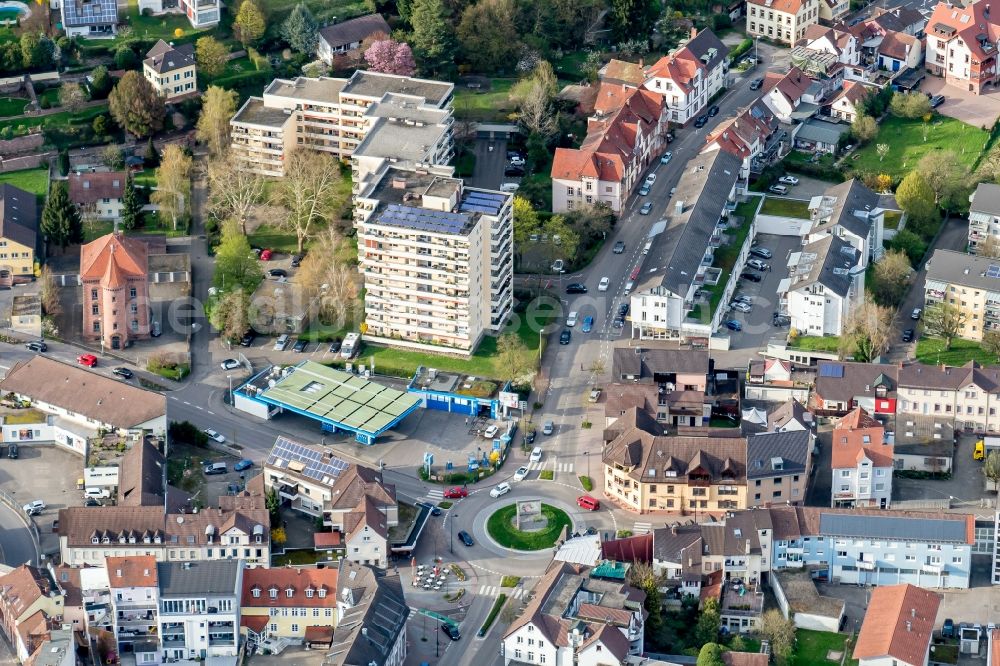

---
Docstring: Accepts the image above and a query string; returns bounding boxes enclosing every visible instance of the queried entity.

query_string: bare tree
[840,297,893,362]
[978,235,1000,259]
[275,149,345,253]
[295,227,359,324]
[517,79,558,138]
[207,154,267,234]
[39,266,62,317]
[923,301,968,350]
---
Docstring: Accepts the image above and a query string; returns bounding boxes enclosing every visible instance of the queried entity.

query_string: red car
[77,354,97,367]
[443,487,468,499]
[260,249,273,261]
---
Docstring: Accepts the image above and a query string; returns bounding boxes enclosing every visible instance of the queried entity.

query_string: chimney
[671,524,678,535]
[639,58,644,68]
[905,620,912,631]
[691,26,699,40]
[745,538,751,554]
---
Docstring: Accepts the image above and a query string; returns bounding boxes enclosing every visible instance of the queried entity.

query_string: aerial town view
[4,0,1000,663]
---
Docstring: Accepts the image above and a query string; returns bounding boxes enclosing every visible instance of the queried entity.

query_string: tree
[234,0,266,46]
[697,643,725,666]
[275,149,345,253]
[109,71,165,138]
[207,154,266,234]
[983,330,1000,358]
[196,36,229,78]
[875,173,892,193]
[871,249,912,307]
[100,144,124,170]
[876,143,889,162]
[120,172,143,231]
[265,488,280,520]
[363,39,417,76]
[890,91,932,118]
[626,563,664,645]
[40,182,83,250]
[20,32,54,69]
[851,114,878,143]
[895,170,938,225]
[917,150,971,212]
[923,301,968,350]
[196,86,239,156]
[513,196,541,247]
[57,150,69,177]
[92,115,108,137]
[410,0,457,77]
[294,227,358,323]
[496,333,531,381]
[210,289,252,342]
[841,297,893,362]
[59,82,86,113]
[542,215,580,267]
[609,0,657,42]
[281,3,319,55]
[151,144,193,229]
[730,635,747,652]
[985,450,1000,494]
[457,0,521,73]
[89,65,112,99]
[39,266,62,317]
[693,598,721,646]
[760,609,796,662]
[144,137,160,168]
[114,45,138,70]
[517,78,558,138]
[214,219,264,291]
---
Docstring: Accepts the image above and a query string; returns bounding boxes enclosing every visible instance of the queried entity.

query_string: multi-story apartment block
[644,29,730,125]
[0,183,38,287]
[630,149,743,340]
[353,165,512,353]
[81,231,151,350]
[925,248,1000,342]
[605,348,711,427]
[230,71,454,177]
[968,182,1000,253]
[925,0,1000,94]
[327,560,408,666]
[157,561,241,662]
[831,408,894,508]
[502,561,646,666]
[781,235,863,336]
[107,556,160,662]
[853,584,941,666]
[240,566,339,647]
[142,41,196,102]
[747,0,821,45]
[746,430,812,507]
[806,179,884,265]
[896,361,1000,433]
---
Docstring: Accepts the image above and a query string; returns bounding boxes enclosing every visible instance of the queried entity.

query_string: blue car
[725,320,742,332]
[233,459,253,472]
[581,316,594,333]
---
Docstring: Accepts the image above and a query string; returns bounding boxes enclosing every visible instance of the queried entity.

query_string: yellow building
[0,183,38,288]
[925,249,1000,342]
[746,0,821,45]
[240,566,338,649]
[0,565,65,662]
[142,40,197,102]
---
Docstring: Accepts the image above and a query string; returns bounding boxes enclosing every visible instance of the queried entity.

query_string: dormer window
[102,537,110,544]
[269,588,277,599]
[91,537,99,544]
[286,588,294,598]
[317,589,326,598]
[305,588,314,598]
[252,588,261,598]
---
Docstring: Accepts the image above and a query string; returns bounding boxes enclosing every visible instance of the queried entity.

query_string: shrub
[540,470,554,480]
[478,594,507,637]
[579,475,594,491]
[729,38,753,61]
[168,420,209,447]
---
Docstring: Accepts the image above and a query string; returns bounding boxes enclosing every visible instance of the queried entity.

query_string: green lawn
[0,96,27,117]
[706,198,758,317]
[851,114,988,177]
[0,104,108,137]
[553,51,589,79]
[790,335,841,352]
[247,224,299,253]
[790,629,852,666]
[121,0,212,42]
[884,210,903,230]
[133,168,157,189]
[486,503,571,550]
[0,168,49,196]
[36,87,61,109]
[454,79,517,122]
[760,196,810,219]
[916,336,1000,366]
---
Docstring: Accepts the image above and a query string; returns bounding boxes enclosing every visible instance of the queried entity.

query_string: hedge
[729,38,753,62]
[478,594,507,637]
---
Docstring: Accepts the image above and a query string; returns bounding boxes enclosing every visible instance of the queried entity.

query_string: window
[252,588,260,598]
[291,624,299,633]
[269,588,277,598]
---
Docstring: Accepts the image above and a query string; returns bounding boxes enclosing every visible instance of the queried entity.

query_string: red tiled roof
[748,0,806,12]
[80,232,147,288]
[878,31,917,60]
[837,407,881,430]
[314,531,342,548]
[831,427,893,468]
[601,532,653,563]
[304,625,334,644]
[240,616,268,633]
[927,0,1000,60]
[242,566,338,608]
[853,584,940,665]
[106,556,158,588]
[646,46,704,90]
[763,67,814,105]
[68,172,126,205]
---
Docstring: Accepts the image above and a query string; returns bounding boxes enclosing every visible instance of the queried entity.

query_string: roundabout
[485,501,572,551]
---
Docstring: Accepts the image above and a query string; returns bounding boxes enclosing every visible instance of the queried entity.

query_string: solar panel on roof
[266,436,349,483]
[378,203,469,235]
[987,265,1000,278]
[819,363,844,378]
[460,203,496,214]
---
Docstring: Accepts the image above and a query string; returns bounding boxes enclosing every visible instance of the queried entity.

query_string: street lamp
[450,512,458,554]
[227,374,233,405]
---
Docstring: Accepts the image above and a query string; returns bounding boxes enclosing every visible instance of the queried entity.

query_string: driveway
[466,138,507,190]
[920,76,1000,127]
[724,233,801,352]
[893,434,984,503]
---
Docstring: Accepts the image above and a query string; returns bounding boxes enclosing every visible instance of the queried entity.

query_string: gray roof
[636,149,742,296]
[143,40,195,74]
[812,178,881,241]
[61,0,117,27]
[769,398,811,431]
[788,235,860,298]
[795,118,850,145]
[231,97,293,128]
[342,70,453,107]
[746,430,811,478]
[686,29,730,72]
[612,347,709,380]
[325,561,408,666]
[814,361,897,403]
[265,76,348,104]
[353,96,452,164]
[926,248,1000,293]
[0,183,38,250]
[651,524,702,565]
[156,560,240,596]
[818,512,968,543]
[971,182,1000,217]
[318,13,391,49]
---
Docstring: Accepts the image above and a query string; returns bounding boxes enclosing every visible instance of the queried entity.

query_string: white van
[341,332,360,359]
[642,241,652,255]
[84,487,111,499]
[624,281,634,295]
[273,334,290,351]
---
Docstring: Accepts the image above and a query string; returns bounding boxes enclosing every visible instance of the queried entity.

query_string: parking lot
[920,76,1000,127]
[893,435,985,503]
[723,233,801,351]
[167,442,249,508]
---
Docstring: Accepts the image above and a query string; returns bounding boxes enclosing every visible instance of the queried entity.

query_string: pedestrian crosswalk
[525,459,575,473]
[633,522,652,534]
[419,489,444,504]
[479,585,526,599]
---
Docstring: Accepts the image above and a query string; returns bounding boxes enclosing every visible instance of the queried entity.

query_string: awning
[777,278,791,294]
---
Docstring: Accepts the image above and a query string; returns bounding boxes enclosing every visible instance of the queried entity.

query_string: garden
[0,167,49,196]
[759,196,810,219]
[849,114,989,178]
[915,336,1000,366]
[485,503,572,550]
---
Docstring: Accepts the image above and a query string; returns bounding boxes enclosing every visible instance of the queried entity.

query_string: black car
[504,166,525,177]
[268,268,288,278]
[930,94,945,108]
[240,330,256,347]
[457,530,474,546]
[8,443,17,459]
[613,241,626,254]
[25,341,47,352]
[902,328,915,342]
[565,283,588,294]
[665,132,674,142]
[524,430,536,445]
[613,316,624,328]
[328,338,342,353]
[112,367,134,380]
[741,272,762,283]
[442,624,461,641]
[618,303,629,317]
[84,498,101,507]
[292,338,308,353]
[559,329,571,345]
[708,105,719,117]
[749,78,764,90]
[290,254,303,267]
[694,115,708,128]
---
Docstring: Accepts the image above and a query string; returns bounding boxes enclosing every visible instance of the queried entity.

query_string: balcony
[721,586,764,617]
[922,562,944,574]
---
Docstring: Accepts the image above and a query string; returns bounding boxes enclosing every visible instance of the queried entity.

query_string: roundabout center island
[486,499,573,551]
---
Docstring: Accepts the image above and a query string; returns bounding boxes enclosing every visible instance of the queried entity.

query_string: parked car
[269,268,288,278]
[457,530,474,546]
[559,329,571,345]
[778,175,799,185]
[565,312,578,327]
[930,94,945,108]
[220,359,240,371]
[639,202,653,215]
[22,500,44,516]
[598,277,611,291]
[7,443,17,459]
[750,247,773,259]
[113,367,134,379]
[499,183,519,193]
[665,132,674,142]
[442,624,461,641]
[530,447,543,462]
[731,301,752,313]
[204,429,226,444]
[328,338,342,353]
[660,151,673,164]
[589,388,602,402]
[259,249,273,261]
[77,354,98,367]
[234,459,254,472]
[902,328,915,342]
[725,320,742,331]
[747,259,769,271]
[749,78,764,90]
[740,272,762,282]
[84,487,111,500]
[239,330,256,347]
[639,184,651,196]
[707,105,720,117]
[84,498,101,507]
[513,466,530,482]
[542,420,555,435]
[290,254,303,268]
[490,482,511,498]
[509,155,526,167]
[694,115,708,128]
[504,166,525,177]
[25,340,47,352]
[565,283,587,294]
[483,425,499,439]
[645,173,657,185]
[734,295,752,304]
[581,316,594,333]
[444,487,468,499]
[613,240,626,254]
[273,334,290,351]
[943,619,955,638]
[613,316,625,328]
[768,184,789,195]
[618,303,630,317]
[292,338,308,353]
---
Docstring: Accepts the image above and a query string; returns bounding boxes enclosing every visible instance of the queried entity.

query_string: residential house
[0,566,65,663]
[60,0,117,37]
[848,7,927,79]
[810,361,899,416]
[0,183,37,287]
[968,182,1000,253]
[798,24,859,69]
[651,523,705,599]
[878,31,923,72]
[746,430,812,507]
[770,399,814,432]
[806,179,884,265]
[828,81,871,122]
[26,629,75,666]
[142,41,196,102]
[629,149,744,340]
[643,29,730,124]
[240,566,338,648]
[599,59,647,88]
[80,231,151,350]
[551,86,668,213]
[107,555,159,660]
[703,100,783,179]
[747,0,822,45]
[780,235,863,336]
[501,561,645,666]
[317,14,391,64]
[49,565,86,635]
[157,561,241,662]
[924,248,1000,341]
[325,560,408,666]
[612,348,709,387]
[760,67,817,123]
[853,584,941,666]
[744,359,810,403]
[792,117,850,154]
[0,355,166,456]
[869,5,927,35]
[924,0,1000,94]
[137,0,219,28]
[891,418,955,473]
[116,438,182,511]
[830,408,894,508]
[68,171,125,220]
[896,360,1000,433]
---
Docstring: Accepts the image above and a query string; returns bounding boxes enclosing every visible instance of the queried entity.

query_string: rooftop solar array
[819,513,967,543]
[266,436,349,484]
[818,363,844,378]
[987,265,1000,278]
[259,361,421,435]
[461,191,506,216]
[63,0,117,26]
[376,203,470,235]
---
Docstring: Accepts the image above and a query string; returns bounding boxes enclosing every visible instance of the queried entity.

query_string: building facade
[107,556,160,661]
[0,183,37,287]
[747,0,821,45]
[80,231,151,350]
[157,561,240,662]
[240,566,338,647]
[137,0,219,28]
[643,29,730,125]
[142,41,196,101]
[924,0,1000,95]
[782,235,863,336]
[830,409,894,508]
[326,560,408,666]
[924,248,1000,342]
[68,171,125,220]
[968,182,1000,253]
[317,14,391,64]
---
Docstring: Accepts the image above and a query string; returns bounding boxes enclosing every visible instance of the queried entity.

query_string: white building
[107,556,160,663]
[830,409,894,509]
[317,14,391,64]
[924,0,1000,95]
[805,179,884,266]
[760,67,816,124]
[157,561,241,662]
[142,41,197,102]
[968,182,1000,253]
[852,584,941,666]
[747,0,822,45]
[643,29,730,124]
[137,0,219,29]
[781,235,863,336]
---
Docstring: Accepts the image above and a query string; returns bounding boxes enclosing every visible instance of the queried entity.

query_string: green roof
[260,361,421,435]
[591,560,630,580]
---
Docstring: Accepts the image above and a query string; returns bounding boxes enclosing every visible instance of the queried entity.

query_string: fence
[0,488,40,564]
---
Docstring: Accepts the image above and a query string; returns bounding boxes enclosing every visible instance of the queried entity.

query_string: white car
[645,173,657,185]
[566,311,578,327]
[551,259,564,272]
[660,151,673,164]
[204,429,226,443]
[483,424,499,439]
[509,156,525,167]
[778,175,799,185]
[22,500,44,515]
[530,447,542,462]
[513,466,529,481]
[490,482,512,498]
[220,359,240,371]
[499,183,519,193]
[731,301,751,313]
[598,277,610,292]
